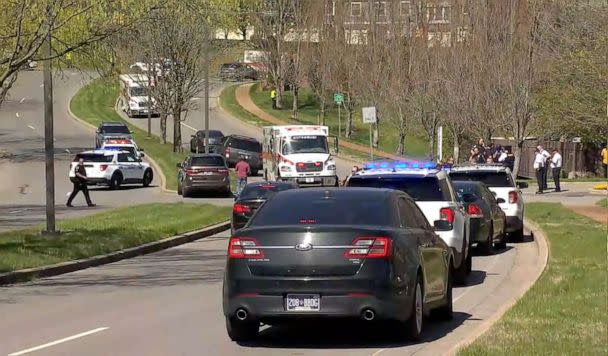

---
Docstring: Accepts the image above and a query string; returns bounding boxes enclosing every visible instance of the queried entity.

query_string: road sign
[362,106,377,124]
[333,92,344,105]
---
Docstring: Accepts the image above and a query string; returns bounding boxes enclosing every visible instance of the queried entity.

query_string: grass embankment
[71,79,238,191]
[460,203,607,355]
[248,84,429,159]
[0,203,231,273]
[596,198,608,208]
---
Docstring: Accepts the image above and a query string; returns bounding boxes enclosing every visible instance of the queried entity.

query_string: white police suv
[69,150,153,189]
[100,138,145,158]
[346,161,472,284]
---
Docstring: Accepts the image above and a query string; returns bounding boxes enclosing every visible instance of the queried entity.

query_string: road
[0,229,542,356]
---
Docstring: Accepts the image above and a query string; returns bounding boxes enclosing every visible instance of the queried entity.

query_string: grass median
[596,198,608,208]
[459,202,607,355]
[0,203,231,274]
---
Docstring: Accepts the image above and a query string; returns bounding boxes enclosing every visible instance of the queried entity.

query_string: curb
[448,220,549,354]
[0,220,230,286]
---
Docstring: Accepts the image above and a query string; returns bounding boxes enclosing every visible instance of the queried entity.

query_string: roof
[100,122,128,127]
[264,125,329,135]
[226,134,259,142]
[449,164,511,173]
[189,153,224,158]
[77,150,125,155]
[274,187,395,199]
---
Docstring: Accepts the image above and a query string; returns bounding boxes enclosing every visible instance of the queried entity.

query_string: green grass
[459,203,607,355]
[249,84,429,159]
[0,203,230,273]
[596,198,608,208]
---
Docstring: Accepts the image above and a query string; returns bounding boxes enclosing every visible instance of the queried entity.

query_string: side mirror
[496,198,506,204]
[517,182,529,189]
[433,220,452,231]
[139,148,144,152]
[140,152,145,157]
[176,163,182,168]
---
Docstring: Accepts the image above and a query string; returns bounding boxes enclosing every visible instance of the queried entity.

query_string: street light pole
[43,5,57,235]
[203,35,210,154]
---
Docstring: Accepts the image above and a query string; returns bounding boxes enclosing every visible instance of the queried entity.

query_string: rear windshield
[101,125,130,134]
[103,146,135,154]
[250,194,391,226]
[228,139,261,152]
[239,184,295,200]
[191,156,225,166]
[452,182,483,201]
[74,154,113,163]
[449,171,514,188]
[347,176,450,201]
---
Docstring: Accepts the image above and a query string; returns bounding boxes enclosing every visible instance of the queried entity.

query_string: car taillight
[467,203,483,218]
[314,162,321,167]
[233,203,251,214]
[345,237,391,259]
[440,207,455,223]
[508,191,518,204]
[218,168,229,175]
[296,162,305,169]
[99,164,108,171]
[186,169,195,176]
[228,237,264,259]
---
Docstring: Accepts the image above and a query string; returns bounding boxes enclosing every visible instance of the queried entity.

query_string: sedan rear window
[191,156,225,166]
[74,154,113,163]
[238,184,295,200]
[101,125,130,134]
[228,139,261,152]
[449,172,514,187]
[347,176,450,201]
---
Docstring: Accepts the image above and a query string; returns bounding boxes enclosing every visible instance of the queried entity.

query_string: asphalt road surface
[0,230,542,356]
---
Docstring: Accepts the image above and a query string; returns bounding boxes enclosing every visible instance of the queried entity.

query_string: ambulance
[118,74,157,118]
[262,125,339,187]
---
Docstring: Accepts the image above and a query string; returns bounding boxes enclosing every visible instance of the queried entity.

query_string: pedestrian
[343,165,359,186]
[601,144,608,179]
[475,138,486,158]
[270,89,277,110]
[497,147,508,163]
[533,148,545,194]
[537,145,551,190]
[550,148,562,192]
[235,155,251,198]
[443,156,455,169]
[66,158,95,207]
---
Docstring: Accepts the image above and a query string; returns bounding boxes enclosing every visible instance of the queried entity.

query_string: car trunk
[187,165,227,183]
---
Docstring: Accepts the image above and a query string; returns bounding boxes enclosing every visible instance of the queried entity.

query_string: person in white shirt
[550,148,563,192]
[533,148,545,194]
[537,145,551,190]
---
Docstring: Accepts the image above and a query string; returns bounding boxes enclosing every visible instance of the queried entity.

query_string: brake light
[100,164,108,171]
[314,162,321,167]
[296,162,305,168]
[228,237,264,259]
[345,237,391,259]
[233,203,251,214]
[508,191,518,204]
[467,203,483,218]
[218,168,229,176]
[186,169,195,176]
[439,207,455,223]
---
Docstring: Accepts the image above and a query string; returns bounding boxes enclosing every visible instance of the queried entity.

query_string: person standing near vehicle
[533,148,545,194]
[550,148,563,192]
[270,89,277,110]
[537,145,551,190]
[601,144,608,178]
[67,158,95,207]
[235,155,251,198]
[342,165,359,186]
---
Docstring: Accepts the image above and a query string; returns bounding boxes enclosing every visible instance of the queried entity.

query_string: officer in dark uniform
[67,158,95,207]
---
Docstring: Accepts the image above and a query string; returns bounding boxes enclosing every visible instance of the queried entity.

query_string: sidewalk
[234,83,407,161]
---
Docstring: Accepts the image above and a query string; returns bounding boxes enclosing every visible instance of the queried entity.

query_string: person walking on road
[537,145,551,190]
[67,158,95,207]
[533,148,545,194]
[270,89,277,110]
[601,144,608,178]
[235,155,251,198]
[550,148,563,192]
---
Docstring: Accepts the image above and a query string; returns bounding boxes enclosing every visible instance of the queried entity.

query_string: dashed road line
[181,122,198,132]
[8,327,109,356]
[27,125,36,130]
[15,112,20,118]
[19,97,26,104]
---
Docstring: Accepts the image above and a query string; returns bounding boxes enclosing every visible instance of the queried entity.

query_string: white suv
[449,165,527,241]
[346,163,472,284]
[69,150,153,189]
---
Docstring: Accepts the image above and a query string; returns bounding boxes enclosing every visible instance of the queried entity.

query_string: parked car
[190,130,224,153]
[219,63,258,81]
[220,135,263,176]
[223,188,453,342]
[453,181,507,253]
[177,154,231,197]
[231,181,298,234]
[70,150,153,189]
[95,122,133,149]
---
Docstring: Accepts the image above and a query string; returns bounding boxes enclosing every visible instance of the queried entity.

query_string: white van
[118,74,157,118]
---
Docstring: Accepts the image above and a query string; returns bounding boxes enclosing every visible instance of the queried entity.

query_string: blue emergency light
[363,160,437,171]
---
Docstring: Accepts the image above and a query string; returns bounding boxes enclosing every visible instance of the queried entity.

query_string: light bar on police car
[363,161,437,170]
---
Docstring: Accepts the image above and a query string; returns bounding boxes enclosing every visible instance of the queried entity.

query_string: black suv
[190,130,224,153]
[220,135,263,176]
[219,63,258,81]
[95,122,132,148]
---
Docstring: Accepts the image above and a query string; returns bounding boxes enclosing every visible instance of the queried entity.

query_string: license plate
[305,177,315,183]
[285,294,320,312]
[202,171,214,175]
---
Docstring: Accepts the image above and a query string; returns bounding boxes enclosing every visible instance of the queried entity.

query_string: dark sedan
[231,181,298,234]
[177,154,231,197]
[453,181,507,253]
[223,188,453,342]
[190,130,224,153]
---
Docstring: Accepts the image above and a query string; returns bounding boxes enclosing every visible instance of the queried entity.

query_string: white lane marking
[19,98,26,103]
[180,122,198,132]
[39,84,44,88]
[8,327,109,356]
[372,349,386,356]
[8,208,30,214]
[27,125,35,130]
[15,112,20,118]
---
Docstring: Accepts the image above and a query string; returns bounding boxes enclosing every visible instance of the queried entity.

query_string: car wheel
[224,186,232,198]
[465,245,473,275]
[405,275,424,340]
[182,187,190,198]
[127,110,133,118]
[432,264,453,321]
[142,169,153,187]
[453,254,467,286]
[177,181,182,195]
[251,169,258,177]
[225,316,258,342]
[479,226,494,255]
[109,172,122,190]
[511,227,524,242]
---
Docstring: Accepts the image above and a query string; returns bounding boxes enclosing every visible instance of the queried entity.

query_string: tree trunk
[275,82,283,110]
[346,107,354,139]
[292,86,298,119]
[160,113,167,144]
[396,107,406,156]
[512,140,524,178]
[318,99,325,125]
[173,109,182,153]
[452,133,460,163]
[372,111,379,148]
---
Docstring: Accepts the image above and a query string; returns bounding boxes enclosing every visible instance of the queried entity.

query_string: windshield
[74,154,113,163]
[130,87,146,96]
[347,176,451,201]
[238,183,295,200]
[190,156,225,167]
[449,171,514,188]
[102,126,130,134]
[282,135,328,154]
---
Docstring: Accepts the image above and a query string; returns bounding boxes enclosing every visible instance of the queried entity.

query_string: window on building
[457,27,469,42]
[374,1,388,17]
[400,1,411,18]
[428,4,451,24]
[440,32,452,47]
[351,2,362,17]
[325,0,336,16]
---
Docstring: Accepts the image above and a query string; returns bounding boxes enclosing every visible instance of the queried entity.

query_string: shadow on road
[240,312,471,349]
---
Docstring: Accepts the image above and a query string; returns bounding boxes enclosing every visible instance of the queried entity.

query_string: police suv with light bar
[346,161,472,284]
[100,138,145,158]
[69,150,153,189]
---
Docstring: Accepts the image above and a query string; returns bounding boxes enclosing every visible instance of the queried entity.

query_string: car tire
[405,275,424,340]
[182,187,190,198]
[453,253,467,286]
[224,186,232,198]
[142,169,153,187]
[511,227,524,242]
[225,316,258,342]
[495,238,507,250]
[251,169,258,177]
[126,110,133,118]
[432,265,453,321]
[479,226,494,255]
[177,181,182,196]
[465,245,472,275]
[108,172,122,190]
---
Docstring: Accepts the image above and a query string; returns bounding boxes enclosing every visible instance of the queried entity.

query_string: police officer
[67,158,96,207]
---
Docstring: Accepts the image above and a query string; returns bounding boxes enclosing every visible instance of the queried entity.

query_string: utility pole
[203,32,210,154]
[147,62,152,138]
[42,5,57,235]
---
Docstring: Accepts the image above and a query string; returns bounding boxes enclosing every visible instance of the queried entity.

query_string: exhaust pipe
[235,308,248,321]
[361,308,375,321]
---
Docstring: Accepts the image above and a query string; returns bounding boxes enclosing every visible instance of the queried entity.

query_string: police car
[346,161,472,284]
[69,150,153,189]
[100,138,145,158]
